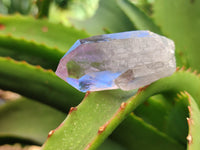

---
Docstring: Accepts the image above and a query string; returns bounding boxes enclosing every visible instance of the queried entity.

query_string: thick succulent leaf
[0,35,64,70]
[153,0,200,71]
[117,0,162,34]
[42,68,200,150]
[0,15,89,51]
[0,57,84,112]
[98,139,126,150]
[131,0,154,15]
[110,114,185,150]
[36,0,52,18]
[134,95,172,132]
[166,93,189,145]
[0,97,125,149]
[42,90,136,150]
[69,0,135,35]
[0,98,65,144]
[135,93,189,145]
[185,92,200,150]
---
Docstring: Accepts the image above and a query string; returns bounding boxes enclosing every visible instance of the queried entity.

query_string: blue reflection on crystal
[63,40,81,58]
[65,31,150,55]
[67,71,121,92]
[104,30,150,39]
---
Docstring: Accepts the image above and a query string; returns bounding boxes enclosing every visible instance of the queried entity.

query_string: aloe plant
[0,0,200,150]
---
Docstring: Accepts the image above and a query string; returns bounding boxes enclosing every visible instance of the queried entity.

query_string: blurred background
[0,0,200,150]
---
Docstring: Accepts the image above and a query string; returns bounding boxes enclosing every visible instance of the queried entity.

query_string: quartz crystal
[56,31,176,92]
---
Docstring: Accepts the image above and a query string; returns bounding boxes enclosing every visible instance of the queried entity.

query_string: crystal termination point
[56,31,176,92]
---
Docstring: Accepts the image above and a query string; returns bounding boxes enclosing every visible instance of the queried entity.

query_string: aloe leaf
[98,139,126,150]
[42,90,136,150]
[42,68,200,150]
[0,97,65,144]
[131,0,154,15]
[110,114,185,150]
[134,95,172,132]
[153,0,200,71]
[0,97,125,149]
[117,0,162,34]
[135,93,189,145]
[183,92,200,150]
[0,57,84,112]
[36,0,52,18]
[0,15,89,51]
[0,35,64,70]
[166,93,189,145]
[69,0,135,35]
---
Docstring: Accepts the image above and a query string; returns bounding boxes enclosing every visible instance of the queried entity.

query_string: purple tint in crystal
[56,30,176,92]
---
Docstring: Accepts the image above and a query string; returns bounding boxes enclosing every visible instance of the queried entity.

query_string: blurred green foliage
[0,0,200,150]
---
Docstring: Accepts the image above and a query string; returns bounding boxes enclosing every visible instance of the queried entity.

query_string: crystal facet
[56,31,176,92]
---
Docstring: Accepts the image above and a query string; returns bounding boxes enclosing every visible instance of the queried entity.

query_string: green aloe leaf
[153,0,200,71]
[184,92,200,150]
[0,97,125,150]
[134,93,189,145]
[0,97,65,144]
[0,97,126,150]
[0,15,89,51]
[69,0,135,35]
[134,95,172,132]
[117,0,162,34]
[110,114,185,150]
[42,68,200,150]
[42,89,136,150]
[0,35,64,70]
[166,93,189,145]
[0,57,84,112]
[36,0,52,18]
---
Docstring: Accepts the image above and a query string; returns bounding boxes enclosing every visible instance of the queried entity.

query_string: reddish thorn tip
[137,85,149,94]
[68,107,77,114]
[187,134,192,144]
[176,67,180,71]
[21,60,27,64]
[0,24,5,30]
[6,57,11,60]
[36,65,42,69]
[98,125,106,134]
[193,70,197,74]
[187,68,191,72]
[48,130,55,138]
[84,91,91,98]
[120,102,127,109]
[180,66,185,71]
[47,69,53,72]
[42,26,48,32]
